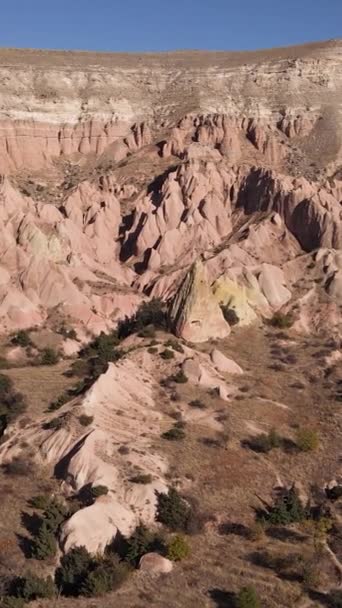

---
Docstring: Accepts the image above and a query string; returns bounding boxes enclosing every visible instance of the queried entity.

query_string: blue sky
[1,0,341,52]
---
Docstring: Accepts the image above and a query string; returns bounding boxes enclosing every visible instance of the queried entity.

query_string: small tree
[56,546,93,596]
[236,586,261,608]
[30,521,57,560]
[13,573,56,600]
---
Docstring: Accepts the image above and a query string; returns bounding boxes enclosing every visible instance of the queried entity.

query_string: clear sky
[1,0,341,52]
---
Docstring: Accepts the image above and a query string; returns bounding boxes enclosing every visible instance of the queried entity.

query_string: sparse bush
[236,585,261,608]
[248,428,281,453]
[4,458,32,477]
[48,392,70,411]
[147,346,158,354]
[11,330,32,347]
[161,424,186,441]
[78,414,94,427]
[189,399,206,409]
[165,339,184,353]
[296,428,319,452]
[220,305,239,326]
[167,534,190,561]
[172,370,188,384]
[129,473,153,484]
[43,416,65,431]
[269,312,294,329]
[248,521,266,542]
[160,349,175,360]
[41,348,59,365]
[1,597,25,608]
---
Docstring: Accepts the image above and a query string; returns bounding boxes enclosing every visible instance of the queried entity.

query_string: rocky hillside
[0,40,341,608]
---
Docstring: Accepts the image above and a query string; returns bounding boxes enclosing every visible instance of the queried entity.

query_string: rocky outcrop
[169,260,230,342]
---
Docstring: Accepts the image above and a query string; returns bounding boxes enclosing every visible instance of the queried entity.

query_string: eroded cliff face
[0,41,341,337]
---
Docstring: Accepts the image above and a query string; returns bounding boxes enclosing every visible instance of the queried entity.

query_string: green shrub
[78,414,94,427]
[11,330,32,347]
[138,326,156,338]
[236,586,261,608]
[161,425,186,441]
[147,347,158,354]
[43,416,65,430]
[80,555,129,597]
[296,428,319,452]
[30,521,57,560]
[172,370,188,384]
[117,298,166,339]
[220,305,239,326]
[167,534,190,561]
[4,458,31,477]
[56,546,93,596]
[29,495,52,510]
[261,486,307,525]
[1,597,25,608]
[156,488,191,532]
[48,392,70,411]
[165,339,184,353]
[0,374,27,437]
[13,574,56,600]
[122,524,166,567]
[90,485,109,499]
[160,349,175,360]
[269,312,294,329]
[41,348,59,365]
[189,399,206,409]
[129,473,153,484]
[248,428,281,453]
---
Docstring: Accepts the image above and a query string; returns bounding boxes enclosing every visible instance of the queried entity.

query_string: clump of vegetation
[41,348,60,365]
[56,545,129,597]
[329,590,342,608]
[160,349,175,360]
[172,369,188,384]
[247,428,282,453]
[147,346,158,354]
[129,473,153,484]
[296,428,319,452]
[236,585,261,608]
[260,486,307,525]
[165,339,184,353]
[122,524,166,567]
[117,298,167,339]
[90,485,109,499]
[30,498,69,560]
[189,399,206,409]
[9,573,56,602]
[78,414,94,427]
[161,422,186,441]
[137,326,156,339]
[48,391,71,411]
[220,305,239,326]
[269,312,294,329]
[57,325,77,340]
[156,488,192,532]
[44,415,67,431]
[11,330,32,347]
[4,458,32,477]
[167,534,190,561]
[0,374,27,437]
